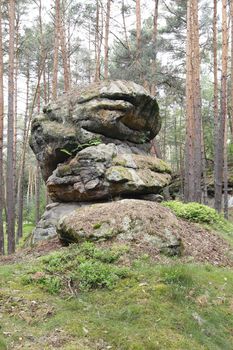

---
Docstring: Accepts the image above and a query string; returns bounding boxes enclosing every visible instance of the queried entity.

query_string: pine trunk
[7,0,16,254]
[104,0,111,80]
[0,0,4,254]
[52,0,60,99]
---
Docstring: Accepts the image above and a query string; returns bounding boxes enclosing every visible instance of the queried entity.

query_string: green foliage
[0,337,7,350]
[77,261,128,291]
[23,242,129,294]
[163,201,220,224]
[160,265,194,287]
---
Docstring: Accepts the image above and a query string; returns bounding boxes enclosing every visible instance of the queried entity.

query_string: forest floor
[0,215,233,350]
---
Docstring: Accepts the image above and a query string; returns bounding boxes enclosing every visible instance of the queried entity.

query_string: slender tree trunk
[222,0,228,218]
[7,0,16,254]
[59,1,70,91]
[135,0,142,80]
[184,0,195,202]
[17,63,30,239]
[213,0,220,211]
[121,0,131,54]
[95,0,101,82]
[0,0,4,255]
[104,0,111,79]
[151,0,159,96]
[35,162,40,223]
[52,0,60,99]
[231,0,233,142]
[214,0,228,214]
[192,0,202,203]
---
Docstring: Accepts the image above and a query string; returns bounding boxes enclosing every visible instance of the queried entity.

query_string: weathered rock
[30,80,173,244]
[32,202,87,242]
[57,199,182,256]
[30,80,160,181]
[47,143,172,202]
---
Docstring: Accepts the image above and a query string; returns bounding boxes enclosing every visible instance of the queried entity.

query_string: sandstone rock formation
[57,199,182,256]
[30,80,175,252]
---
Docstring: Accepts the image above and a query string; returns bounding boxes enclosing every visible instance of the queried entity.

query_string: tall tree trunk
[52,0,60,99]
[213,0,220,211]
[121,0,131,54]
[59,1,70,91]
[135,0,142,80]
[184,0,202,203]
[214,0,228,214]
[35,162,40,224]
[184,0,195,202]
[192,0,202,203]
[231,0,233,142]
[0,0,4,255]
[151,0,159,96]
[95,0,101,82]
[222,0,228,218]
[7,0,16,254]
[104,0,111,80]
[17,62,30,240]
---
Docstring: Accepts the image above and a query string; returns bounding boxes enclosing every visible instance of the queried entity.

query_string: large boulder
[30,80,160,181]
[47,143,171,202]
[30,80,173,244]
[57,199,182,256]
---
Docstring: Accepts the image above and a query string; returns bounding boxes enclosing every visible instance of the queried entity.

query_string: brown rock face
[30,80,172,242]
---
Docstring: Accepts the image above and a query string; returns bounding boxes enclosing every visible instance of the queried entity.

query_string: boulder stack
[30,80,175,253]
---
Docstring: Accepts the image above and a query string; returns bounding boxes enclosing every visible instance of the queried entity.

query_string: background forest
[0,0,232,254]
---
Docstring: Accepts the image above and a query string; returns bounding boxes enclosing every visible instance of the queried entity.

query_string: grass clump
[22,242,130,294]
[163,201,220,224]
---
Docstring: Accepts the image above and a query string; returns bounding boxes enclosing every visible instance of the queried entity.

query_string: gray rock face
[30,80,173,243]
[47,143,171,202]
[57,199,182,256]
[32,202,86,242]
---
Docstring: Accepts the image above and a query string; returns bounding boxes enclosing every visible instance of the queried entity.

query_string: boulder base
[57,199,182,256]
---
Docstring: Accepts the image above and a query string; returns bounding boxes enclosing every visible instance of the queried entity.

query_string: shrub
[163,201,220,224]
[77,261,129,291]
[23,242,129,294]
